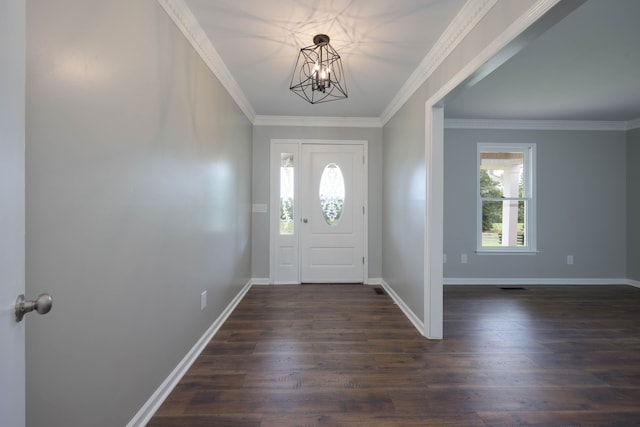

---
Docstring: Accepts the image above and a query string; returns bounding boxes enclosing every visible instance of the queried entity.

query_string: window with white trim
[477,143,536,253]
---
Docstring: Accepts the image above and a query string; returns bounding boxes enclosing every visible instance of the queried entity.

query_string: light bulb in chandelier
[290,34,347,104]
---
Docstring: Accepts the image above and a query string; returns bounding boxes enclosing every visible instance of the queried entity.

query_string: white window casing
[476,143,537,254]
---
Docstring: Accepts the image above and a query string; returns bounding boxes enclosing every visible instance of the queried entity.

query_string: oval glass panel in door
[319,163,345,226]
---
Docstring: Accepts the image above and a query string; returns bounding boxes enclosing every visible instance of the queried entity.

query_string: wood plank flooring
[148,284,640,426]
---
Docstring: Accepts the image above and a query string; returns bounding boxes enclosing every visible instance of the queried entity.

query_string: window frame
[279,153,295,235]
[476,143,537,254]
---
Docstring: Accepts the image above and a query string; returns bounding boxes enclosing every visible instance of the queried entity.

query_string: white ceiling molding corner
[156,0,256,123]
[419,0,568,134]
[628,118,640,130]
[254,115,382,128]
[445,118,629,131]
[379,0,499,125]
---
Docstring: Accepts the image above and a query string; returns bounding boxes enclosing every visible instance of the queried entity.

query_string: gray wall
[382,98,426,318]
[0,1,26,425]
[251,125,383,280]
[628,128,640,282]
[25,1,252,426]
[443,128,627,279]
[381,0,545,322]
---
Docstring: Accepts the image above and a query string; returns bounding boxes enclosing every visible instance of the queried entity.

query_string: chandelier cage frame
[289,34,348,104]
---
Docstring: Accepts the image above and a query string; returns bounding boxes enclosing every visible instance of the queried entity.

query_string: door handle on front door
[302,218,308,223]
[15,293,53,322]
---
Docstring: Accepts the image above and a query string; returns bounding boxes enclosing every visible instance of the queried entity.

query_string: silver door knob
[302,218,308,223]
[15,293,53,322]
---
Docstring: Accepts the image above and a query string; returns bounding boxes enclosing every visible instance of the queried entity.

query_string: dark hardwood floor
[149,284,640,426]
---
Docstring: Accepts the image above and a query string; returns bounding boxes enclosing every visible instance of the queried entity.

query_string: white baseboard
[127,280,253,427]
[628,279,640,289]
[443,277,630,286]
[250,278,385,286]
[379,279,425,336]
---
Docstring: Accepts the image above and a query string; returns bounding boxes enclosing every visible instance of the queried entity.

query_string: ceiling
[180,0,640,122]
[183,0,467,118]
[445,0,640,122]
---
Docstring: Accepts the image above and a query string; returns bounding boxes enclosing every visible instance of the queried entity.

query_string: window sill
[476,249,539,255]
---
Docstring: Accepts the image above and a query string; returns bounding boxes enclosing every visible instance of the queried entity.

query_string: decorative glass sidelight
[280,153,294,234]
[319,163,345,226]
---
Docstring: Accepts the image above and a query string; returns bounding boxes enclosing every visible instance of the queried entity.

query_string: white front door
[1,1,26,424]
[300,144,364,283]
[270,140,367,284]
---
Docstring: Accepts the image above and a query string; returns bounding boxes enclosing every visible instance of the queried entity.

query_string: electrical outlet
[461,253,468,264]
[201,290,207,311]
[567,255,574,265]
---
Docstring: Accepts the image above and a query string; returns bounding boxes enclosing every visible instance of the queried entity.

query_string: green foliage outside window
[480,169,502,231]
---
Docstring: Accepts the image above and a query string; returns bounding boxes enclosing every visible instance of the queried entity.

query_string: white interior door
[300,144,365,283]
[1,1,26,424]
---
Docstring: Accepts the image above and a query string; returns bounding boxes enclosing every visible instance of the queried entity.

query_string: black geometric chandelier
[289,34,348,104]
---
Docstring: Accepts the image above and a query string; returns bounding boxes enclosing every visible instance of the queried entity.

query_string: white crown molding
[156,0,256,123]
[254,115,382,128]
[386,0,566,127]
[443,277,630,286]
[445,118,631,131]
[628,118,640,130]
[423,0,564,120]
[380,0,499,125]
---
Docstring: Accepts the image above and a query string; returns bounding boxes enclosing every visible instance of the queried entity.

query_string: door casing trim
[269,139,369,284]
